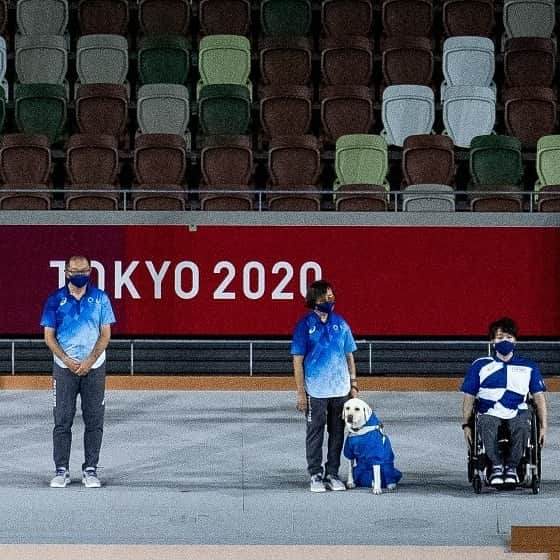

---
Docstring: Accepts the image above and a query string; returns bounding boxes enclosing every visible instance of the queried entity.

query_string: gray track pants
[305,395,346,477]
[52,362,106,471]
[478,410,531,467]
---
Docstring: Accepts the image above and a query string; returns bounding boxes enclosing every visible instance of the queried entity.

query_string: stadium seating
[17,0,68,35]
[503,38,556,88]
[198,34,251,88]
[503,0,555,40]
[0,133,52,209]
[137,34,191,85]
[76,34,129,84]
[535,135,560,211]
[199,0,251,36]
[65,133,120,209]
[260,0,312,36]
[381,36,433,87]
[77,0,129,35]
[442,0,495,37]
[138,0,191,35]
[321,0,373,37]
[259,36,313,85]
[402,134,455,187]
[15,34,68,85]
[401,184,456,211]
[198,83,251,136]
[382,0,433,37]
[137,83,190,136]
[320,35,373,86]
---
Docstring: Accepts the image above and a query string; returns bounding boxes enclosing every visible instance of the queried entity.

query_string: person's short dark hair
[305,280,334,309]
[65,255,92,269]
[488,317,519,339]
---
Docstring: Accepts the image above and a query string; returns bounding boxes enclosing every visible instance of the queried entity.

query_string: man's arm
[462,393,476,446]
[44,327,80,373]
[346,352,359,397]
[293,354,307,412]
[75,324,112,376]
[532,391,548,447]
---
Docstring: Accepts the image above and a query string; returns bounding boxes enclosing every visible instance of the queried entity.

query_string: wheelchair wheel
[531,476,540,495]
[473,475,482,494]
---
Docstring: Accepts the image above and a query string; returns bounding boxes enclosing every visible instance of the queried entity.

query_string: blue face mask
[68,274,90,288]
[316,301,335,314]
[494,340,515,356]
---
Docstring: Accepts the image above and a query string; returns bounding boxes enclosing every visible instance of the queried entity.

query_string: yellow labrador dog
[343,397,402,494]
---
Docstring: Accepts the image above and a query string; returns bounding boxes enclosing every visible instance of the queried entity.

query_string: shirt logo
[88,297,94,303]
[333,324,339,331]
[308,326,316,334]
[59,297,67,306]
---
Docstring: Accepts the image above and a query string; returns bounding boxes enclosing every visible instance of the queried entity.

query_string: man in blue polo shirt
[40,255,116,488]
[461,317,547,486]
[292,280,359,492]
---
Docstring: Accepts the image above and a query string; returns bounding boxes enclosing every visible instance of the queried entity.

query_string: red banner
[1,225,559,336]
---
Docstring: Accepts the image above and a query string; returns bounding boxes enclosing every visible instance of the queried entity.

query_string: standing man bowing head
[40,255,116,488]
[292,280,359,493]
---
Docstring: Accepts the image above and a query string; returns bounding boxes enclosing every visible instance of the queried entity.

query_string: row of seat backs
[3,0,556,39]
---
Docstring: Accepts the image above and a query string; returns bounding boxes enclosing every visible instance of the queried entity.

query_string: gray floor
[0,390,558,546]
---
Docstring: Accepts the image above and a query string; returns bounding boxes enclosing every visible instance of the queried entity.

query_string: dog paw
[372,487,383,495]
[346,481,356,489]
[386,483,397,492]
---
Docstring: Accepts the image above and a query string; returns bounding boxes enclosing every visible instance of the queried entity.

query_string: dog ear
[363,402,372,421]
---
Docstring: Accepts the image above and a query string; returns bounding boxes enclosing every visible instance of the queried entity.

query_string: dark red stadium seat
[442,0,495,37]
[382,0,433,37]
[259,36,313,85]
[504,37,556,88]
[199,0,251,36]
[381,35,433,86]
[320,35,373,86]
[402,134,455,186]
[321,0,373,37]
[138,0,191,35]
[78,0,129,35]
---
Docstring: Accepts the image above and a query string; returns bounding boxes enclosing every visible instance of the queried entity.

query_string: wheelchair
[467,400,541,494]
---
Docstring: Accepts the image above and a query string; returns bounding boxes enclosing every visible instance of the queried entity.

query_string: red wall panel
[1,225,559,336]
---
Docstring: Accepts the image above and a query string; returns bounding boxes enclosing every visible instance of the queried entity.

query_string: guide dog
[343,397,402,494]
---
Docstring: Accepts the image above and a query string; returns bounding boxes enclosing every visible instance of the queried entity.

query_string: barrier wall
[2,223,560,337]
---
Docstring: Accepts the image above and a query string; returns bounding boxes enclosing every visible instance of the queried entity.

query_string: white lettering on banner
[145,261,171,299]
[175,261,199,299]
[49,260,322,301]
[115,261,140,299]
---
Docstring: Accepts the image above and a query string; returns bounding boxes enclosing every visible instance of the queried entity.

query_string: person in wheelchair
[461,317,548,486]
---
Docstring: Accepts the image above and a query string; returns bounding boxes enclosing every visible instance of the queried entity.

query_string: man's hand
[74,358,95,377]
[539,426,546,448]
[296,390,307,412]
[63,356,81,374]
[463,425,472,447]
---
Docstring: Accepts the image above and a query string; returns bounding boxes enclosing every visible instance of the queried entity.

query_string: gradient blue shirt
[461,353,546,419]
[291,311,357,398]
[40,284,116,368]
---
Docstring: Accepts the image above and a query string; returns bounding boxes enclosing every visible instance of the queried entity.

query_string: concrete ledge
[511,526,560,556]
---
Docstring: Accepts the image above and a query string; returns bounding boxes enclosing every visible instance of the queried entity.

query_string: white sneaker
[310,473,326,493]
[50,468,71,488]
[324,474,346,491]
[82,468,101,488]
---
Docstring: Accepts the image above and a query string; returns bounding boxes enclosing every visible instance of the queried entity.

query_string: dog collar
[348,424,380,437]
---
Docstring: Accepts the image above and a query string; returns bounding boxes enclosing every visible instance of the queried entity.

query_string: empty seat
[468,134,524,211]
[65,134,119,209]
[441,36,494,95]
[442,0,495,37]
[534,135,560,211]
[401,184,455,211]
[259,36,313,85]
[320,85,374,145]
[503,0,555,40]
[503,38,556,87]
[0,1,8,36]
[0,133,52,209]
[200,134,253,210]
[78,0,129,35]
[260,85,312,142]
[14,83,67,144]
[261,0,312,36]
[15,34,68,85]
[17,0,68,35]
[138,0,191,35]
[381,35,433,86]
[0,36,7,98]
[333,133,389,211]
[137,34,191,85]
[75,83,129,138]
[382,0,433,37]
[381,85,435,147]
[198,34,251,87]
[0,88,5,133]
[503,86,556,148]
[402,134,455,186]
[469,134,523,186]
[321,0,373,37]
[267,135,321,211]
[76,34,128,84]
[442,85,496,148]
[199,0,251,36]
[137,83,190,136]
[132,132,187,210]
[198,83,251,136]
[320,35,373,86]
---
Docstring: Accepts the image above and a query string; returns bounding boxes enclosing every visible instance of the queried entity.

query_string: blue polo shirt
[40,284,116,368]
[291,311,357,398]
[461,353,546,419]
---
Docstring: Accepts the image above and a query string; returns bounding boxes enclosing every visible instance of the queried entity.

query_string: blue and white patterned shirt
[461,353,546,419]
[291,311,357,398]
[40,284,116,369]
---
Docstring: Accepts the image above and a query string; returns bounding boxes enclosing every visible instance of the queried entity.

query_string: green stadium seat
[198,34,251,87]
[198,84,251,135]
[14,83,67,144]
[260,0,312,36]
[535,135,560,211]
[138,34,191,85]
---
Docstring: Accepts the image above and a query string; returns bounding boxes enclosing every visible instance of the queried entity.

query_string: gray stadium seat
[15,34,68,85]
[137,83,190,136]
[16,0,68,35]
[503,0,555,40]
[76,34,129,85]
[401,184,456,211]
